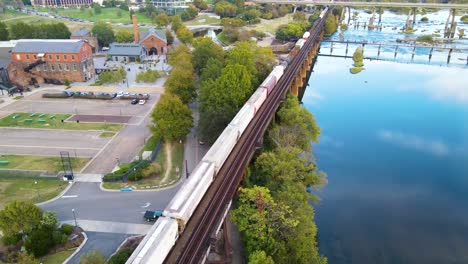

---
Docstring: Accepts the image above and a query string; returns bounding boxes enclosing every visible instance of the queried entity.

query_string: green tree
[0,201,42,236]
[165,67,197,104]
[92,21,115,47]
[278,5,289,16]
[41,211,59,230]
[171,15,183,33]
[292,11,306,22]
[192,37,224,72]
[249,251,275,264]
[324,14,338,36]
[176,26,193,44]
[199,64,252,142]
[79,250,105,264]
[107,248,132,264]
[115,30,134,43]
[165,29,174,45]
[214,1,238,17]
[149,94,193,141]
[200,57,223,82]
[352,46,364,67]
[8,22,33,39]
[93,3,102,14]
[193,0,208,10]
[154,13,170,28]
[24,225,55,257]
[0,22,9,40]
[167,45,191,68]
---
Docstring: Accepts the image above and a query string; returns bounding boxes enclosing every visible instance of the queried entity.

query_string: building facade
[71,28,98,53]
[32,0,93,7]
[108,43,147,63]
[8,39,95,86]
[132,15,167,56]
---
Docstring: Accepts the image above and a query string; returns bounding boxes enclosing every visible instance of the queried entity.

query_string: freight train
[127,7,329,264]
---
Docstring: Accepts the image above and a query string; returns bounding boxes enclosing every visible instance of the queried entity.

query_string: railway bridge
[126,9,329,264]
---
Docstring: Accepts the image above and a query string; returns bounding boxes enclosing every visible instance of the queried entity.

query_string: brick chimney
[132,15,140,43]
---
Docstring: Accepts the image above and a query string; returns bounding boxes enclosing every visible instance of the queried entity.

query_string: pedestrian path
[73,173,102,182]
[62,219,151,235]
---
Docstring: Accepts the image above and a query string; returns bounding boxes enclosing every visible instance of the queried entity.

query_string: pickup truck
[144,210,163,222]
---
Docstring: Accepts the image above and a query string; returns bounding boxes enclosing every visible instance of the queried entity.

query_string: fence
[0,169,60,180]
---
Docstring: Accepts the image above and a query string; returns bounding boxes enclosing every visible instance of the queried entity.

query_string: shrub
[352,47,364,65]
[143,163,162,178]
[461,15,468,23]
[420,16,429,22]
[416,34,434,43]
[108,248,132,264]
[136,69,160,83]
[61,223,74,235]
[127,169,143,181]
[25,226,55,257]
[350,67,364,74]
[341,24,348,31]
[103,173,123,182]
[353,61,364,67]
[63,79,71,87]
[2,233,22,245]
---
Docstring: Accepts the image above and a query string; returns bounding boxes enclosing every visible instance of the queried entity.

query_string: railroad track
[164,13,328,264]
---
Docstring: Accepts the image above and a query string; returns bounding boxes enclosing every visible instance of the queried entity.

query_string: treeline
[0,21,71,40]
[231,94,327,264]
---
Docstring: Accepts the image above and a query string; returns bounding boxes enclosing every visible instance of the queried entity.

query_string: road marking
[61,195,78,198]
[140,212,147,214]
[141,202,151,208]
[79,129,122,173]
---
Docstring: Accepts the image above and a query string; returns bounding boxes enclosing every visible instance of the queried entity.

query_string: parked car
[131,99,138,105]
[139,100,146,105]
[116,91,124,97]
[144,210,163,222]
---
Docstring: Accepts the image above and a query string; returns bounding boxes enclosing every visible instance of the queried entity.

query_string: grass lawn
[184,15,220,26]
[249,14,293,34]
[0,155,89,172]
[0,112,123,132]
[40,249,75,264]
[216,32,232,45]
[0,178,68,208]
[100,131,116,138]
[103,141,184,190]
[32,7,152,24]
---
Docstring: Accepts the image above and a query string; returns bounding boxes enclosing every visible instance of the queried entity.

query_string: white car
[139,100,146,105]
[116,91,124,97]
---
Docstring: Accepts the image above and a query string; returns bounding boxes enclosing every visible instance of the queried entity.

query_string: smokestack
[132,15,140,43]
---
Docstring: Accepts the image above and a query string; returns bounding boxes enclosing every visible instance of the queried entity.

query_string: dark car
[131,99,138,105]
[144,210,163,222]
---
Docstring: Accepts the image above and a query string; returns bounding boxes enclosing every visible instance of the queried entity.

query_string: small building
[132,15,167,56]
[0,40,18,60]
[71,28,98,53]
[8,39,95,86]
[108,43,147,63]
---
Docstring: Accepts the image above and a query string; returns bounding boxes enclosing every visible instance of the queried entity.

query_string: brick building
[71,28,98,53]
[8,39,95,86]
[132,15,167,56]
[31,0,93,7]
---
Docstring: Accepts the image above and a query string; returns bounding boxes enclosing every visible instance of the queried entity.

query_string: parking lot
[0,89,160,174]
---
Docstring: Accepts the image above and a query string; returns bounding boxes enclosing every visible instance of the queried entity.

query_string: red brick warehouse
[7,39,95,86]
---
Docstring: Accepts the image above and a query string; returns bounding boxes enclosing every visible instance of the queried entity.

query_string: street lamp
[34,180,40,201]
[72,209,78,227]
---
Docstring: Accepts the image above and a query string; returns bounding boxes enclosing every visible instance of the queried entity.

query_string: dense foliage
[136,69,160,83]
[232,95,327,264]
[115,30,134,43]
[92,21,115,47]
[108,248,132,264]
[324,13,338,36]
[97,68,126,84]
[166,45,197,103]
[7,22,71,40]
[0,22,9,41]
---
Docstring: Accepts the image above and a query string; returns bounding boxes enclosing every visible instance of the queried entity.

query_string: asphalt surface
[0,128,108,157]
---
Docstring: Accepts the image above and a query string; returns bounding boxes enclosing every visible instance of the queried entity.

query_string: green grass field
[184,15,220,26]
[40,249,75,264]
[0,112,123,132]
[32,7,152,24]
[0,178,68,208]
[0,155,89,172]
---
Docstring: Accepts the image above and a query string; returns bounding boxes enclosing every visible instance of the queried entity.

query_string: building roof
[93,57,107,70]
[108,43,146,56]
[0,40,18,48]
[139,28,167,44]
[11,39,85,54]
[71,28,91,37]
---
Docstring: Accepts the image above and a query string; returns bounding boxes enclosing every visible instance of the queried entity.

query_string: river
[305,9,468,264]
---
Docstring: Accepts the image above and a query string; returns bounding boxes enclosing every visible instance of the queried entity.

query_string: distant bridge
[251,0,468,10]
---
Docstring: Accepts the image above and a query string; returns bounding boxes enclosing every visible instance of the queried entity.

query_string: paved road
[0,128,108,157]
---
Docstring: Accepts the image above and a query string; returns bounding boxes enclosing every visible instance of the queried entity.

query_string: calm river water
[305,55,468,264]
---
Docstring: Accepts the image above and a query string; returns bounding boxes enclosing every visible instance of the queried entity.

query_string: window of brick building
[58,64,62,71]
[73,64,77,71]
[50,65,55,71]
[43,64,48,71]
[48,55,52,60]
[56,55,60,61]
[71,55,75,60]
[65,65,70,71]
[64,55,67,60]
[26,54,30,60]
[33,55,37,60]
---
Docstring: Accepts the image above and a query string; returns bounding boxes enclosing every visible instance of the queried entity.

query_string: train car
[229,104,255,136]
[296,38,306,49]
[202,126,240,174]
[303,32,310,40]
[246,88,268,114]
[163,162,215,230]
[126,217,178,264]
[260,65,285,94]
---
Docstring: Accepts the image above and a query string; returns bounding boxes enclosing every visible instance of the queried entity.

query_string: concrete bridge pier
[444,9,457,38]
[411,46,416,61]
[405,8,413,30]
[394,46,399,58]
[429,47,434,62]
[412,7,417,26]
[347,7,352,25]
[378,7,382,24]
[377,44,381,56]
[345,42,349,56]
[447,48,453,64]
[368,8,376,30]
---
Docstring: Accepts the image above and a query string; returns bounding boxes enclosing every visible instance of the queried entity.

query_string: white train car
[202,126,239,174]
[295,38,306,49]
[260,66,284,94]
[246,88,268,114]
[229,104,255,136]
[163,162,215,230]
[303,31,310,40]
[126,217,178,264]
